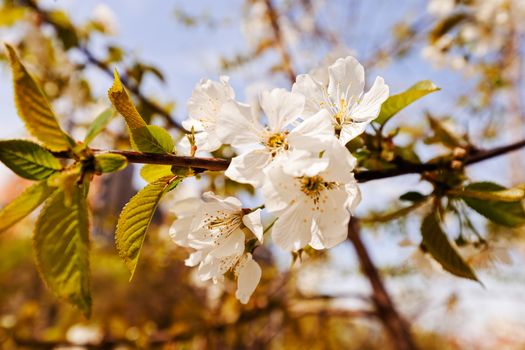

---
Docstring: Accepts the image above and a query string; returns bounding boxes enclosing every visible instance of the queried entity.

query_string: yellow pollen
[299,175,336,207]
[265,132,289,156]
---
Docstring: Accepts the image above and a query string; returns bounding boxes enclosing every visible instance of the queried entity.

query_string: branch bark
[52,137,525,183]
[348,219,418,350]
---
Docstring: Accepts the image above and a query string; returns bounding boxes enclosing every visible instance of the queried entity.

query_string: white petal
[187,77,235,124]
[202,191,242,209]
[317,138,356,183]
[194,131,223,152]
[235,254,261,304]
[182,118,204,132]
[169,216,194,247]
[171,197,202,216]
[242,209,264,242]
[217,101,264,147]
[310,187,351,249]
[262,163,300,213]
[327,56,364,102]
[292,74,324,118]
[351,76,389,123]
[288,109,335,150]
[185,250,207,267]
[210,229,245,258]
[260,88,304,131]
[271,204,313,251]
[225,149,272,187]
[345,181,362,213]
[339,122,368,145]
[280,150,329,178]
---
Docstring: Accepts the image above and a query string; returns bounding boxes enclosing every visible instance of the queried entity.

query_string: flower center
[265,132,289,156]
[299,175,336,206]
[203,210,242,241]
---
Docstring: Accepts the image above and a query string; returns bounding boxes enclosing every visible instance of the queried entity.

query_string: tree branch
[263,0,297,84]
[53,137,525,183]
[348,219,418,350]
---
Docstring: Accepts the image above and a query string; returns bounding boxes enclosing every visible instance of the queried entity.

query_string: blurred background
[1,0,525,348]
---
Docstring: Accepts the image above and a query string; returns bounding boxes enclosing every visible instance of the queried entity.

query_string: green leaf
[108,69,147,130]
[34,186,91,317]
[429,13,469,43]
[0,181,54,233]
[140,164,173,183]
[462,182,525,227]
[399,191,426,202]
[131,125,175,154]
[116,175,181,279]
[426,115,463,148]
[5,44,74,151]
[0,139,62,180]
[84,108,114,144]
[375,80,440,125]
[421,213,479,282]
[95,153,128,174]
[46,10,79,50]
[452,186,524,202]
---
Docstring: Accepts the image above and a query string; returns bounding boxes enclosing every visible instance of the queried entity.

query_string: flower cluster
[170,56,389,303]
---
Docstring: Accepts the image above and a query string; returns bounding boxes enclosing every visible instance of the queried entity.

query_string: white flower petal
[260,88,304,131]
[292,74,324,118]
[351,76,389,123]
[262,163,301,213]
[317,138,356,183]
[217,101,264,147]
[280,150,330,178]
[202,192,242,209]
[209,229,245,258]
[339,121,368,145]
[235,254,261,304]
[345,181,361,213]
[225,149,272,187]
[187,77,235,124]
[327,56,364,103]
[242,209,264,242]
[271,204,313,251]
[310,187,351,249]
[169,216,194,247]
[287,109,335,150]
[185,250,207,267]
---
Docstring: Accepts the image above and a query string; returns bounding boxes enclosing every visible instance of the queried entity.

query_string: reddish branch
[56,137,525,182]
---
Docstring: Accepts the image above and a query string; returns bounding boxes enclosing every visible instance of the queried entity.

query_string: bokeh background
[1,0,525,348]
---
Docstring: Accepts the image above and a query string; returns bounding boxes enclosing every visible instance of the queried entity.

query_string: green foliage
[33,186,91,317]
[132,125,175,154]
[429,13,468,43]
[375,80,440,126]
[95,153,128,173]
[84,108,114,144]
[421,212,479,282]
[46,10,79,50]
[461,182,525,227]
[5,44,74,151]
[108,70,175,153]
[140,164,174,182]
[116,175,181,279]
[0,139,62,180]
[0,181,54,233]
[426,115,465,148]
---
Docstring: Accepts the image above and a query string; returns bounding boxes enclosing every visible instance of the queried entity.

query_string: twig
[263,0,296,83]
[51,137,525,183]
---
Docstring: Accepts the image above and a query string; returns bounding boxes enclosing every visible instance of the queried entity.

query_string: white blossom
[292,56,389,145]
[262,139,361,251]
[217,88,336,187]
[169,192,262,304]
[180,76,235,153]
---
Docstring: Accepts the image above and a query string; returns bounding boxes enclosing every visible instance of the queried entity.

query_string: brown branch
[52,137,525,182]
[23,0,183,131]
[348,219,418,350]
[263,0,296,83]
